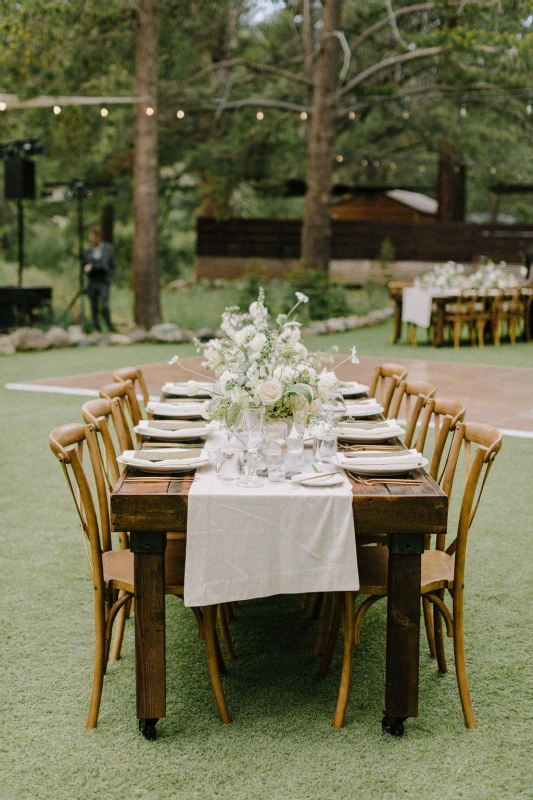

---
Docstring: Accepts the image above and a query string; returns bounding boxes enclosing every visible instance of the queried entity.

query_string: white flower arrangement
[170,289,359,426]
[422,260,519,292]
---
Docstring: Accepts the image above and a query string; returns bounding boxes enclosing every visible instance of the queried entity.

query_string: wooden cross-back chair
[81,397,130,486]
[99,379,142,437]
[388,379,436,448]
[368,363,408,417]
[112,366,150,413]
[444,290,479,349]
[413,397,467,482]
[352,421,502,729]
[49,422,231,731]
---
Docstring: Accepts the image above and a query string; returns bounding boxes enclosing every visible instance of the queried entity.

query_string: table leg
[434,303,445,347]
[392,298,403,343]
[384,533,424,737]
[130,530,167,739]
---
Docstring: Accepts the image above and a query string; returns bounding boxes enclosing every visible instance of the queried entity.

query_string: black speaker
[4,156,36,200]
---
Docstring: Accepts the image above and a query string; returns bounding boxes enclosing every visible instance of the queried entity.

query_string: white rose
[256,379,283,405]
[186,380,200,395]
[251,333,267,352]
[318,369,338,389]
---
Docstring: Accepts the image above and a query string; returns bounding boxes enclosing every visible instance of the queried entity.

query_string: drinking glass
[265,440,285,482]
[319,395,347,430]
[313,432,337,465]
[234,407,266,488]
[285,437,305,472]
[291,394,309,439]
[216,448,243,481]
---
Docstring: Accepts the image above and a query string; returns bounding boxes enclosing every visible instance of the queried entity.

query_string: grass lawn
[1,322,532,800]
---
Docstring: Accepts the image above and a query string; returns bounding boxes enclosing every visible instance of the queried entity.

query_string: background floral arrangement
[172,289,359,426]
[421,260,526,291]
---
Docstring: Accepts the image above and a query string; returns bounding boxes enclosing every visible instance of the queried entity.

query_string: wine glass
[234,407,266,488]
[291,394,309,440]
[319,395,347,430]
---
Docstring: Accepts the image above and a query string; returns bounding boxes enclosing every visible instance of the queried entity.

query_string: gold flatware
[124,476,194,482]
[351,475,423,485]
[339,445,402,451]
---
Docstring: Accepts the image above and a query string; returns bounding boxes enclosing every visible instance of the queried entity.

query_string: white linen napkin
[146,400,206,417]
[118,448,210,469]
[336,450,424,468]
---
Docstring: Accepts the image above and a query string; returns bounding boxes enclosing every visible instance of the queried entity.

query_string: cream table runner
[184,434,358,607]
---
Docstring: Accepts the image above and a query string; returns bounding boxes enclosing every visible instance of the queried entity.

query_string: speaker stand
[17,199,24,287]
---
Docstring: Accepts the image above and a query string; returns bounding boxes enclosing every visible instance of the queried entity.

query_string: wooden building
[331,189,438,223]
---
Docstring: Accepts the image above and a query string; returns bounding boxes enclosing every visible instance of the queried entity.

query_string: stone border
[0,307,394,355]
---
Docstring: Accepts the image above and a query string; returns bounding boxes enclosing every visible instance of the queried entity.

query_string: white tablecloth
[184,435,358,607]
[402,287,435,328]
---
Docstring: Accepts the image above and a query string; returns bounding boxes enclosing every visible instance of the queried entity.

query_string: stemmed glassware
[234,407,266,488]
[291,394,309,440]
[319,395,347,430]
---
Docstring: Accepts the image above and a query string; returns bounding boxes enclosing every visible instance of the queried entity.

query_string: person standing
[84,225,117,332]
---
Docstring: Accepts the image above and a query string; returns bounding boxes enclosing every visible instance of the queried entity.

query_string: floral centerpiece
[463,261,521,291]
[170,289,359,427]
[421,261,467,290]
[421,260,526,292]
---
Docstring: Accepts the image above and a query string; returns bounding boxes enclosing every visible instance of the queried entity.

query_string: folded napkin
[162,381,213,397]
[344,400,383,416]
[147,400,206,417]
[138,419,209,431]
[135,420,212,438]
[118,448,210,468]
[336,450,424,468]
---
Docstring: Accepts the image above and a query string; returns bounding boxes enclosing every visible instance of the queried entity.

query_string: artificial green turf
[1,325,533,800]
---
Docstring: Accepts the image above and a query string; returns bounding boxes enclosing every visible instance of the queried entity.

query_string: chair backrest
[439,421,502,591]
[112,366,150,409]
[81,397,130,486]
[368,363,408,416]
[99,379,142,431]
[388,379,436,448]
[49,423,112,601]
[414,397,466,483]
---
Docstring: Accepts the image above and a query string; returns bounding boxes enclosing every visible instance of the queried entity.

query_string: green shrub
[237,260,270,308]
[286,267,350,321]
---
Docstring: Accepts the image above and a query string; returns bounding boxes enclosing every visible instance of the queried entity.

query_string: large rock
[127,328,148,343]
[305,320,328,335]
[326,317,347,334]
[11,327,51,351]
[46,326,72,348]
[68,325,96,346]
[148,322,188,343]
[0,335,15,355]
[195,327,217,341]
[108,333,134,346]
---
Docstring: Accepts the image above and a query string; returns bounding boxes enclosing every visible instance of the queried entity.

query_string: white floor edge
[5,381,533,440]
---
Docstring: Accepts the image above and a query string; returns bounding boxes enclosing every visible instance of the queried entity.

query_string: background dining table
[111,418,448,739]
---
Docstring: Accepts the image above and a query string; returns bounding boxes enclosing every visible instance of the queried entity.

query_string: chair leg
[453,594,477,729]
[86,605,107,730]
[191,606,205,640]
[314,592,333,656]
[317,594,342,678]
[300,594,310,612]
[433,592,448,674]
[493,320,502,346]
[422,596,436,659]
[453,320,461,349]
[217,603,236,661]
[311,592,325,621]
[225,601,236,621]
[478,319,485,348]
[332,592,355,730]
[203,604,231,725]
[108,592,129,662]
[354,595,381,645]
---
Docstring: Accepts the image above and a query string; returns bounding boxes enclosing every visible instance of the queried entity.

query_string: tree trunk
[132,0,161,328]
[301,0,342,270]
[437,149,466,223]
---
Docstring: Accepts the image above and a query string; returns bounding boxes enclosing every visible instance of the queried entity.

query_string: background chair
[368,363,408,416]
[49,422,231,730]
[112,366,150,415]
[99,379,142,438]
[387,379,436,448]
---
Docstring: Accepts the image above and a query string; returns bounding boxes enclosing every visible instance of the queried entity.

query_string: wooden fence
[195,217,532,284]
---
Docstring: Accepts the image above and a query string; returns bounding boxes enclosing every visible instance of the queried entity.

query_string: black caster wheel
[382,714,405,737]
[139,718,158,740]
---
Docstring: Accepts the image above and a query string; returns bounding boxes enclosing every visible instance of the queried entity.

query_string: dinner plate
[146,401,206,419]
[290,471,345,487]
[117,448,211,474]
[135,419,212,441]
[162,381,213,398]
[340,381,370,398]
[335,452,428,476]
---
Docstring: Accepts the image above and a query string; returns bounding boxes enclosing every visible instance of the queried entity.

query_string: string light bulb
[527,103,532,115]
[348,110,355,119]
[53,105,61,115]
[177,109,185,119]
[300,111,307,120]
[402,110,409,119]
[490,166,497,174]
[0,102,6,111]
[361,159,368,166]
[101,107,108,117]
[460,105,467,117]
[146,106,154,116]
[336,154,343,163]
[256,111,264,120]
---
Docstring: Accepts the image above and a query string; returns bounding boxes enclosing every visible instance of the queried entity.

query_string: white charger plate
[340,381,370,398]
[335,454,428,476]
[343,401,384,418]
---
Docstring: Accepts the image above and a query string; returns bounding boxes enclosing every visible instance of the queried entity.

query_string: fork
[351,475,423,485]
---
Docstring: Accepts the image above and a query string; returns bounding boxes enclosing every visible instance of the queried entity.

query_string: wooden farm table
[390,284,533,346]
[111,446,448,739]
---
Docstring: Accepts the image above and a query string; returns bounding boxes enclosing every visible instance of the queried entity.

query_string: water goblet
[234,407,266,488]
[291,394,309,440]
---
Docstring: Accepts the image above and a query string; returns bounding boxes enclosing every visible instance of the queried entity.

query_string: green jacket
[84,242,116,284]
